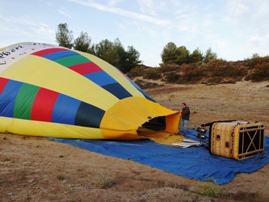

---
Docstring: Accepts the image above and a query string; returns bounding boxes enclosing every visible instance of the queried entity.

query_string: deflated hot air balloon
[0,42,180,140]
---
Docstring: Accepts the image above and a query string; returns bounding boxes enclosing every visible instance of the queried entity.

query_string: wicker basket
[209,121,265,160]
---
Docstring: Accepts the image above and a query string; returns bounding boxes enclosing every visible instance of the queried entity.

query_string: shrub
[205,60,248,82]
[143,68,162,80]
[165,72,181,83]
[181,63,206,82]
[159,63,181,73]
[250,62,269,81]
[245,55,269,69]
[95,172,116,189]
[56,174,65,180]
[195,182,223,198]
[19,171,27,180]
[127,66,147,78]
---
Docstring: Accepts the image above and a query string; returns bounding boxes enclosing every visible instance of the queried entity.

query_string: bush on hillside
[159,63,181,73]
[143,68,162,80]
[181,63,207,82]
[248,62,269,81]
[165,72,181,83]
[245,56,269,69]
[134,55,269,84]
[127,66,146,78]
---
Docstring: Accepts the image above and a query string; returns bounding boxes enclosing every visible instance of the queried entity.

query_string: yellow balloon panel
[101,128,141,140]
[0,117,104,139]
[101,97,180,136]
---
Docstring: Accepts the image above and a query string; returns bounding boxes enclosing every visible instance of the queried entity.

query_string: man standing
[179,103,190,135]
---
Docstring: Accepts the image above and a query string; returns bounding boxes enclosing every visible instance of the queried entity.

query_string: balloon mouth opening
[139,116,166,131]
[137,116,185,145]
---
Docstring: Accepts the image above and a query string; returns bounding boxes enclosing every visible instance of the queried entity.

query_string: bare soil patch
[0,81,269,202]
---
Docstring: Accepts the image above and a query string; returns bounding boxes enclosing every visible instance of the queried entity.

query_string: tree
[55,23,73,49]
[161,42,178,64]
[252,53,260,58]
[73,31,91,52]
[93,39,116,63]
[91,38,141,73]
[189,48,203,63]
[122,46,142,73]
[204,48,217,63]
[175,46,189,65]
[113,38,126,72]
[54,24,141,73]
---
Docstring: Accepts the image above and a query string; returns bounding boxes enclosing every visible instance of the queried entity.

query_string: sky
[1,0,269,67]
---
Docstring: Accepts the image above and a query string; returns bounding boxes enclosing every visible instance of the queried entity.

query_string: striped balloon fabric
[0,42,180,140]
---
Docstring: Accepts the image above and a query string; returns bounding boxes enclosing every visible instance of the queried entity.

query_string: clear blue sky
[1,0,269,66]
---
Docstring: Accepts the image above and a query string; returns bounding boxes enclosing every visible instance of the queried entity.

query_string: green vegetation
[56,23,269,83]
[128,57,269,84]
[95,172,116,189]
[195,182,223,198]
[144,68,162,80]
[56,23,74,49]
[127,65,147,78]
[56,23,141,73]
[3,157,11,162]
[19,171,27,180]
[56,174,65,180]
[193,181,266,201]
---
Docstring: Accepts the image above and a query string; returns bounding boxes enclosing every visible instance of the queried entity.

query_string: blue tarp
[51,130,269,185]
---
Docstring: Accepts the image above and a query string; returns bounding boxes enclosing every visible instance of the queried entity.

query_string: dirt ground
[0,80,269,202]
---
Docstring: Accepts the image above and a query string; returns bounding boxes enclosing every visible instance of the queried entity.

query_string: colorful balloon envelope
[0,42,180,140]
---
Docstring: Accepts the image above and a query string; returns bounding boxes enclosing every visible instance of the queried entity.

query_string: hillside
[129,57,269,85]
